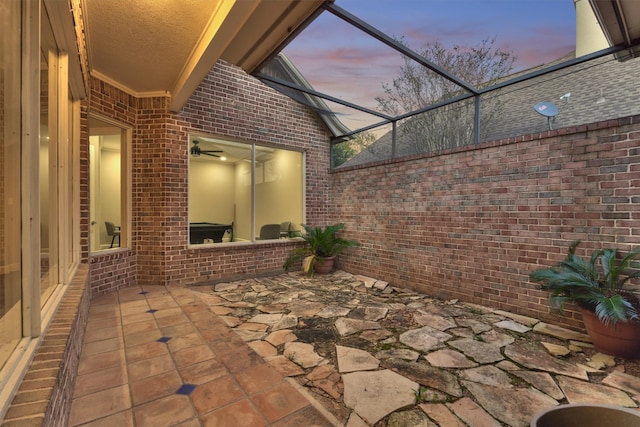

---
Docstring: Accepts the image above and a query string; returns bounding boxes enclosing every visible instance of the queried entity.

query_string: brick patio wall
[3,264,90,426]
[331,115,640,331]
[89,60,330,291]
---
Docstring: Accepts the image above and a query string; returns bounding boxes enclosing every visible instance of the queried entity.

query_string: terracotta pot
[531,403,640,427]
[313,256,335,274]
[579,307,640,359]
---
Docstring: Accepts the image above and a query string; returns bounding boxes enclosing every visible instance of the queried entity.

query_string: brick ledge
[2,264,90,427]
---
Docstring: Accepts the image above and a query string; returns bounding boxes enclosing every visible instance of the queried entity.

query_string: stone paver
[533,322,591,342]
[460,366,512,387]
[346,413,368,427]
[265,329,297,346]
[335,318,380,336]
[448,338,504,364]
[511,370,565,400]
[386,409,435,427]
[399,326,452,353]
[342,369,418,425]
[463,381,558,427]
[376,348,420,361]
[603,370,640,395]
[336,346,380,373]
[425,349,478,368]
[493,310,540,327]
[189,271,640,426]
[413,311,456,331]
[542,342,571,357]
[557,375,637,407]
[494,319,531,334]
[446,397,501,427]
[419,403,466,427]
[588,352,616,369]
[283,342,324,368]
[383,359,462,397]
[504,343,589,380]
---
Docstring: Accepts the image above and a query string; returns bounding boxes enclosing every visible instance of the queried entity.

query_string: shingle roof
[340,52,640,168]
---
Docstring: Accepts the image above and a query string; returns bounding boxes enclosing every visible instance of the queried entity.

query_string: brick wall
[87,79,139,294]
[164,60,330,286]
[89,250,136,295]
[88,60,330,291]
[133,95,175,287]
[79,101,90,261]
[331,115,640,331]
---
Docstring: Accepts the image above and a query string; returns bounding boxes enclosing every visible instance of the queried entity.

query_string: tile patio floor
[69,284,334,426]
[70,271,640,426]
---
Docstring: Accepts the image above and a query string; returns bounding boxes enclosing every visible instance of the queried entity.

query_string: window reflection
[0,0,22,370]
[40,7,58,304]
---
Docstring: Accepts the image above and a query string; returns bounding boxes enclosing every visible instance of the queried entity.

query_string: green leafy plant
[414,387,429,404]
[530,240,640,326]
[283,223,359,276]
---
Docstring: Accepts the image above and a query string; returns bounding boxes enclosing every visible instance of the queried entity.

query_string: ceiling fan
[191,140,223,158]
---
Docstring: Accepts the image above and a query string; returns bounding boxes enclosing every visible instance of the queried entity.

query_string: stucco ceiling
[82,0,326,111]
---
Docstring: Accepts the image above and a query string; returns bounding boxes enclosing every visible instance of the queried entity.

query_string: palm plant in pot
[530,240,640,358]
[283,223,359,276]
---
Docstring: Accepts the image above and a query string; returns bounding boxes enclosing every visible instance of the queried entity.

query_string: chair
[280,221,292,238]
[105,221,121,248]
[259,224,281,240]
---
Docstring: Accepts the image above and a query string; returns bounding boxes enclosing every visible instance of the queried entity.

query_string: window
[89,116,130,252]
[0,0,22,371]
[188,135,304,244]
[1,0,82,414]
[40,7,59,303]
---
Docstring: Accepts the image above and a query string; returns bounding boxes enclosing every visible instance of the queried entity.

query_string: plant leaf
[594,294,638,326]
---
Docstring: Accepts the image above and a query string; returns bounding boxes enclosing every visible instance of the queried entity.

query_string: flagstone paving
[188,270,640,427]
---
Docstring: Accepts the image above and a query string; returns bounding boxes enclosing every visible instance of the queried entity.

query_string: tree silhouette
[332,132,377,167]
[375,37,516,154]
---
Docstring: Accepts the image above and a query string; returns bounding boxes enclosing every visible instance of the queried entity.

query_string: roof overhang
[589,0,640,59]
[171,0,327,111]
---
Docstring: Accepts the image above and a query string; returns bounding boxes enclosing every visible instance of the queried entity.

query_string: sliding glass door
[0,0,22,371]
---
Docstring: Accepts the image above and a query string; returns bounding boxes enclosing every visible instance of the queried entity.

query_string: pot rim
[531,403,640,425]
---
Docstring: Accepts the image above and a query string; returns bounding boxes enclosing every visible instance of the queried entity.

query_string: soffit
[590,0,640,55]
[82,0,326,111]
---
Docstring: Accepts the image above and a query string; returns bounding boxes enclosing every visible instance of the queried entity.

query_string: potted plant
[283,223,359,276]
[529,240,640,358]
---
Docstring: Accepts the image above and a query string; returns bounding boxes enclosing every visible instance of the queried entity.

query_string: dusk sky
[282,0,577,132]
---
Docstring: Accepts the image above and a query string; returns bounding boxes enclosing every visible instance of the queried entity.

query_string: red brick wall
[79,101,90,261]
[331,115,640,330]
[88,60,330,291]
[89,250,136,294]
[161,60,330,286]
[133,96,177,287]
[88,80,139,294]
